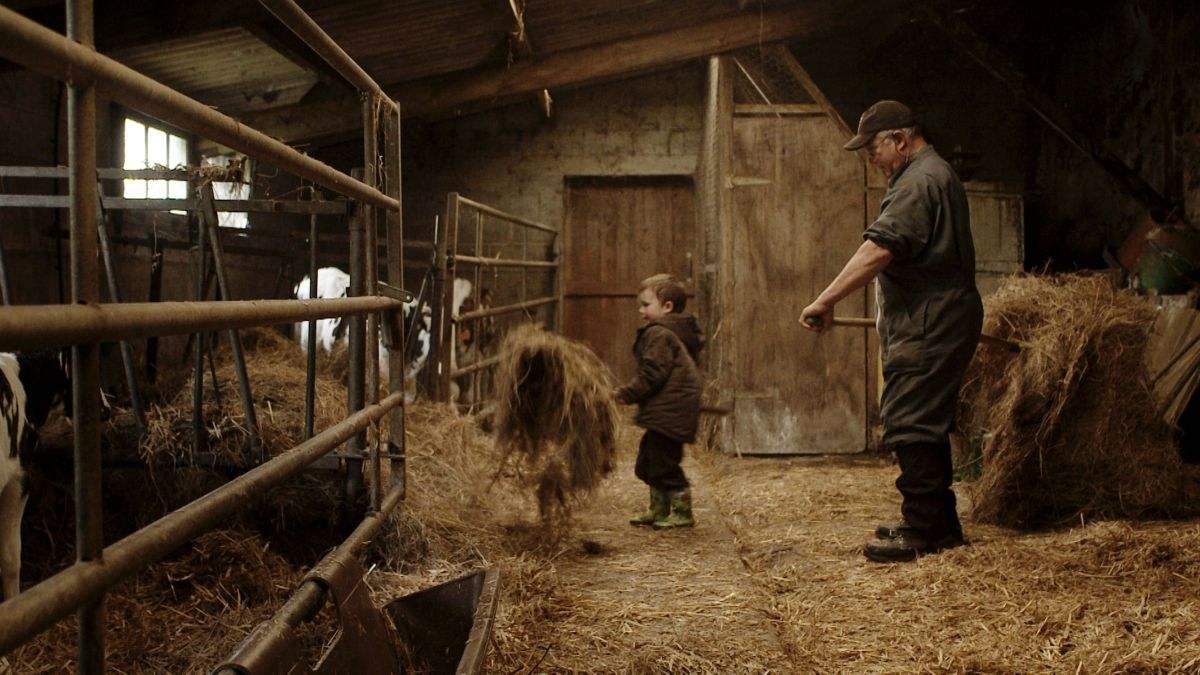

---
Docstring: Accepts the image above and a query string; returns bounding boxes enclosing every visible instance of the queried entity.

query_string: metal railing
[0,1,407,670]
[434,192,564,405]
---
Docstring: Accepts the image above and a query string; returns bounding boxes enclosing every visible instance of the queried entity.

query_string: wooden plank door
[728,111,867,454]
[564,176,696,383]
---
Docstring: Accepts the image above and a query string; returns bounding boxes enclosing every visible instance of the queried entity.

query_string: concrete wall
[402,64,705,245]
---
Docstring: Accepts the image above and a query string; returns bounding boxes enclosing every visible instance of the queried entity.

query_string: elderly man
[800,100,982,563]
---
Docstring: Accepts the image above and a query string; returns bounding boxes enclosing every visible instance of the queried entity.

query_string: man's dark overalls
[865,146,983,542]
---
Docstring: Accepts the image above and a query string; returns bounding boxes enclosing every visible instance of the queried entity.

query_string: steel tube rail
[0,5,398,213]
[454,296,557,323]
[67,0,106,667]
[0,194,349,215]
[452,253,559,268]
[256,0,397,114]
[304,211,318,440]
[0,393,404,657]
[451,355,500,379]
[455,195,555,233]
[215,482,404,674]
[0,296,403,352]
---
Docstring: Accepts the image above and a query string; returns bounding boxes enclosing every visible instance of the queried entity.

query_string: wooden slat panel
[564,176,696,383]
[729,114,866,454]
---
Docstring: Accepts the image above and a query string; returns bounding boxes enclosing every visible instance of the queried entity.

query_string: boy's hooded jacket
[617,312,704,443]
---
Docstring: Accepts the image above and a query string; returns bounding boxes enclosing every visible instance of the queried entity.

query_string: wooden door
[728,112,867,454]
[564,176,696,383]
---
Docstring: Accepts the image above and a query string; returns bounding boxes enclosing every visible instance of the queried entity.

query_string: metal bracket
[375,281,414,303]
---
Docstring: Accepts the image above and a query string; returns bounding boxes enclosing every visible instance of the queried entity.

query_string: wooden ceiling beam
[236,3,859,144]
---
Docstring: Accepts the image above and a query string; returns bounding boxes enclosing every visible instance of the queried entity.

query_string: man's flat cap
[844,100,916,151]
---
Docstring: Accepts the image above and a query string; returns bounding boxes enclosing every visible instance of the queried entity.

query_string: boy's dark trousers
[634,429,689,492]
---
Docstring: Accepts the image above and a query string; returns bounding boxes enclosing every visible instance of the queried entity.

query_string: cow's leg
[0,476,28,600]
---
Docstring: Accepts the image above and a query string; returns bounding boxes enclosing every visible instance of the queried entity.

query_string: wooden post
[698,55,734,449]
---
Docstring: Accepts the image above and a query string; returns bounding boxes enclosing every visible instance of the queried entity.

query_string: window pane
[147,179,168,199]
[168,179,187,199]
[147,127,167,167]
[168,134,187,168]
[123,178,146,199]
[123,119,145,170]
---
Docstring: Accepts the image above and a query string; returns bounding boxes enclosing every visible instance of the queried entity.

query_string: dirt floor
[371,419,1200,673]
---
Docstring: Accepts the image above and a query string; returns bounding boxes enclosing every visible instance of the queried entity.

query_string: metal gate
[0,1,417,670]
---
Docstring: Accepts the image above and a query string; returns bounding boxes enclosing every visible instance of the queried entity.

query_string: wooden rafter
[502,0,553,118]
[235,3,860,143]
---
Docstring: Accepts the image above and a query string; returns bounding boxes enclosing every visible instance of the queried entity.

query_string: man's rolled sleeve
[863,179,935,262]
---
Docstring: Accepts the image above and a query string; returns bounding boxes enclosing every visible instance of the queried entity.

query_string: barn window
[122,118,188,211]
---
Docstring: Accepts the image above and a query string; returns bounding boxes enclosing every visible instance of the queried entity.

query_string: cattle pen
[0,1,421,669]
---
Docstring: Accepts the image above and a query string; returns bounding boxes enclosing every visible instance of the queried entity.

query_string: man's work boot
[652,489,695,529]
[629,488,669,527]
[874,521,914,540]
[863,531,965,563]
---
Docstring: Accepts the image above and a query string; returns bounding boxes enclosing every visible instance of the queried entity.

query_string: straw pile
[140,327,348,465]
[11,529,317,672]
[957,274,1200,528]
[492,324,620,523]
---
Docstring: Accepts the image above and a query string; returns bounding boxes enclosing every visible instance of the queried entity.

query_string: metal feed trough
[218,559,500,673]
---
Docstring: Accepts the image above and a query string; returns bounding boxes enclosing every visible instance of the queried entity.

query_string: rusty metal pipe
[0,5,397,212]
[0,296,404,352]
[454,296,557,323]
[454,195,555,233]
[67,0,106,668]
[304,212,318,440]
[0,392,404,657]
[256,0,397,113]
[215,483,404,674]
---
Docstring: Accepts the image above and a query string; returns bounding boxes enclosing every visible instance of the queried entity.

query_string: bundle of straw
[957,274,1200,528]
[492,324,620,523]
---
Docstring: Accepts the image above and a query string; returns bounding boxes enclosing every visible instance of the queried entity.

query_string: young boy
[616,274,704,529]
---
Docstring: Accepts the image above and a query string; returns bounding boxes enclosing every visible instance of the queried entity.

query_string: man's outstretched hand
[800,300,833,333]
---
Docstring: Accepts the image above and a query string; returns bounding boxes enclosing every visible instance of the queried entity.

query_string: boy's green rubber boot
[652,489,695,529]
[629,488,669,526]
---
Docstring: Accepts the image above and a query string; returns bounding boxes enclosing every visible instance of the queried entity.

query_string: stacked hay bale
[958,274,1200,528]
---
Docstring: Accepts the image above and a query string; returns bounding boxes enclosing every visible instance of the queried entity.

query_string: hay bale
[493,325,619,523]
[140,327,348,464]
[957,274,1200,528]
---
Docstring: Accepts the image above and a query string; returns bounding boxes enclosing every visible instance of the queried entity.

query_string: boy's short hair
[640,273,688,312]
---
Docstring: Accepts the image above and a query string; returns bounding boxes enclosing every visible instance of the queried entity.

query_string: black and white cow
[293,267,433,394]
[0,351,71,600]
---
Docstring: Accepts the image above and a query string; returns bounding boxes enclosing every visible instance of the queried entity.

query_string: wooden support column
[698,55,734,448]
